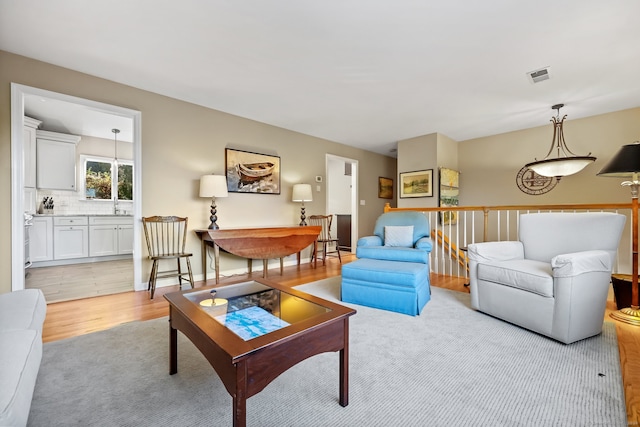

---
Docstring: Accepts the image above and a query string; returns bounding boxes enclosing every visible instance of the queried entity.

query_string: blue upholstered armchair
[356,211,433,264]
[342,211,433,315]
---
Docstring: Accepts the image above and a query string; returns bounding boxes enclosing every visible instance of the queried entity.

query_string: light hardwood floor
[26,259,134,303]
[41,254,639,425]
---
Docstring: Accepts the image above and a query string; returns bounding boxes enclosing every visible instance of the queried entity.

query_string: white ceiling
[2,0,640,157]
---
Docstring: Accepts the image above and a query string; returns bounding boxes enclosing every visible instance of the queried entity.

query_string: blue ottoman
[341,258,430,316]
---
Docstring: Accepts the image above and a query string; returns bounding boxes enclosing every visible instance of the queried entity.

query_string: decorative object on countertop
[292,184,313,226]
[39,196,54,214]
[199,174,228,230]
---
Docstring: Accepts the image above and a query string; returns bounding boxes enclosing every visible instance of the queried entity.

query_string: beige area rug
[29,277,626,426]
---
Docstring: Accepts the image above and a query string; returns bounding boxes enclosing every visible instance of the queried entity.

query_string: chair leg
[279,258,284,275]
[149,260,159,299]
[336,245,342,263]
[176,258,184,288]
[186,257,194,289]
[147,262,154,291]
[322,242,328,265]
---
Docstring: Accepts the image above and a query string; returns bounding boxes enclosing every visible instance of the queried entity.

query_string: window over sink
[82,155,133,201]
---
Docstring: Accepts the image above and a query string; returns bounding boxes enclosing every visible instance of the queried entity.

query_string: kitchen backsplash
[36,189,133,215]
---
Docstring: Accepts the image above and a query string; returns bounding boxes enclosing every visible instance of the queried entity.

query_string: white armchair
[468,212,626,344]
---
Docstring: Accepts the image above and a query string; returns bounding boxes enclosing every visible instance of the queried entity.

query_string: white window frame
[81,154,134,201]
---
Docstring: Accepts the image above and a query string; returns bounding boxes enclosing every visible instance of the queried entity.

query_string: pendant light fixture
[112,128,120,213]
[525,104,596,179]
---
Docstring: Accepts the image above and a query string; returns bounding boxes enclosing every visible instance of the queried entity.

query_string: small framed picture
[399,169,433,198]
[378,177,393,199]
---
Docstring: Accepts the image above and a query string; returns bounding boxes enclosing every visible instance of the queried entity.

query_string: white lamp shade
[292,184,313,202]
[527,157,595,177]
[199,175,228,198]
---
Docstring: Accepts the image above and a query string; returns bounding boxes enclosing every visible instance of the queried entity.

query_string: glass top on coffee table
[183,280,331,341]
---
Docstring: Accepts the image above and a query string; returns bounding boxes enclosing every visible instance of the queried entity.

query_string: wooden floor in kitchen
[39,254,640,425]
[25,259,133,303]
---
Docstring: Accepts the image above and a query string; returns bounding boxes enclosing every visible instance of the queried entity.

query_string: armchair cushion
[478,260,553,297]
[384,226,414,247]
[356,211,433,264]
[356,245,430,264]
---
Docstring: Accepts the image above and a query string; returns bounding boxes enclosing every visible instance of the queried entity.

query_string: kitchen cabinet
[36,130,80,191]
[30,216,53,262]
[89,216,134,257]
[23,188,37,215]
[117,224,134,255]
[53,216,88,260]
[23,117,41,189]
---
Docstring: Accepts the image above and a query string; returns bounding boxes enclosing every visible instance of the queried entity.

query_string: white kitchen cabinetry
[36,130,80,191]
[24,117,42,214]
[23,117,42,189]
[31,216,53,262]
[89,216,134,257]
[53,216,88,260]
[117,223,134,255]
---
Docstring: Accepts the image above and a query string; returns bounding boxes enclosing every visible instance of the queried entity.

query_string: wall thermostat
[315,176,323,182]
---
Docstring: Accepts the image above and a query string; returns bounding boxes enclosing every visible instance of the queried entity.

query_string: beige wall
[0,50,396,293]
[397,133,438,208]
[459,107,640,206]
[397,132,459,208]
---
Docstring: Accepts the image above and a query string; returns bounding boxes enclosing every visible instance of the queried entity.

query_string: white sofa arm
[551,250,611,277]
[467,241,525,263]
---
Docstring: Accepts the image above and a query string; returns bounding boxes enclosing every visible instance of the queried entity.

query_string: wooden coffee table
[164,278,356,427]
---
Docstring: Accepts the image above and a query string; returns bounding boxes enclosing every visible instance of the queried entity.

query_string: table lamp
[598,141,640,326]
[199,175,228,230]
[292,184,312,226]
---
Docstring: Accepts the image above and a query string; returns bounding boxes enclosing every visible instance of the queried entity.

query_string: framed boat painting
[225,148,281,194]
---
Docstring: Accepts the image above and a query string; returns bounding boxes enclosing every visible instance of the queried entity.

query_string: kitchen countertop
[33,213,134,217]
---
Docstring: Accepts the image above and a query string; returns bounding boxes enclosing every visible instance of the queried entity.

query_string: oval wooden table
[196,226,322,283]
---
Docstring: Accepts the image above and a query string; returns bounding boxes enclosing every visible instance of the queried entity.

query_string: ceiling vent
[527,67,551,84]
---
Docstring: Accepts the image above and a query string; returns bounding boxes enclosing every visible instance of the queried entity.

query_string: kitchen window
[82,155,133,201]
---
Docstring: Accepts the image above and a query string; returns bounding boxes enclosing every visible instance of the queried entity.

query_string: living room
[1,2,640,426]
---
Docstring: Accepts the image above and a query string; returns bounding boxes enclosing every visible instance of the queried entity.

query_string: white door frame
[10,83,143,291]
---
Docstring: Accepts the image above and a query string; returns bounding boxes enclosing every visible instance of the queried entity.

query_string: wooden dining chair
[142,216,194,299]
[309,214,342,265]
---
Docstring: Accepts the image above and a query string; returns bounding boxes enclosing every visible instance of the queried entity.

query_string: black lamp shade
[598,142,640,177]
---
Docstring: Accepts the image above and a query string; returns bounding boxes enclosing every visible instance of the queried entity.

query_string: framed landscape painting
[378,177,393,199]
[399,169,433,198]
[225,148,281,194]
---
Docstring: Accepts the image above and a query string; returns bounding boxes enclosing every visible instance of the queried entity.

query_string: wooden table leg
[214,244,220,284]
[201,237,207,282]
[339,318,349,407]
[234,362,248,427]
[169,321,178,375]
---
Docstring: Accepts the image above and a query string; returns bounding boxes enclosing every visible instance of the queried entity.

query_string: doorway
[10,83,143,293]
[326,154,358,253]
